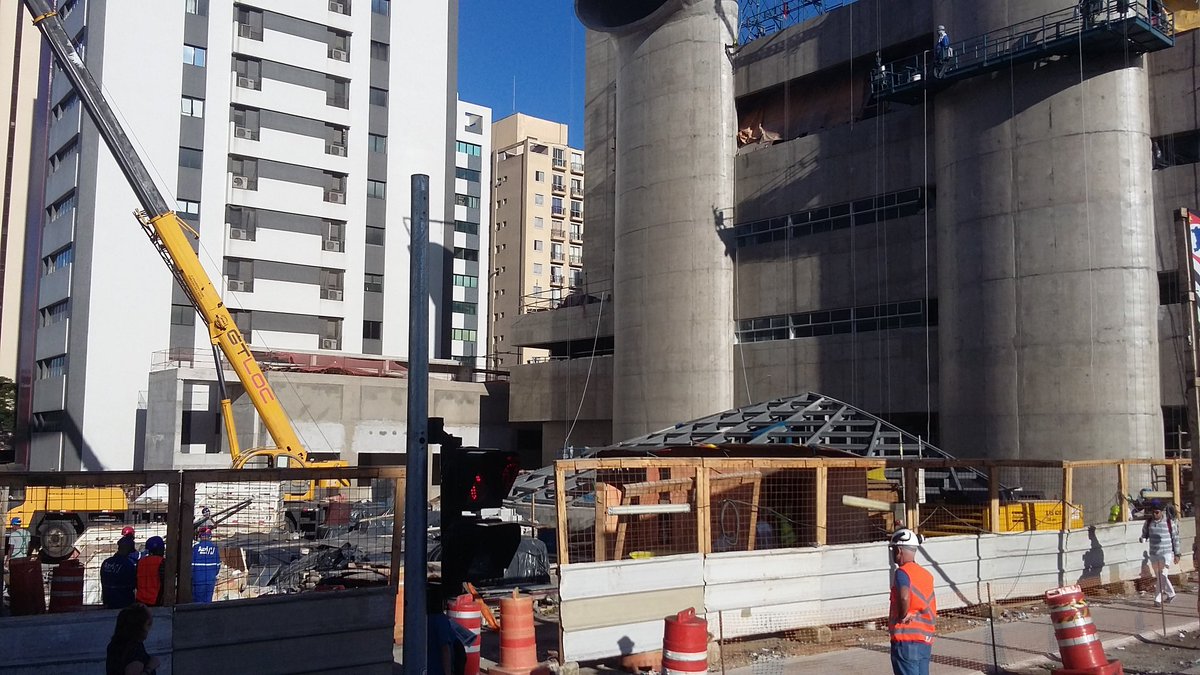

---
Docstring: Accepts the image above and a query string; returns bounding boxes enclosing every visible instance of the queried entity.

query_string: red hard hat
[121,526,135,537]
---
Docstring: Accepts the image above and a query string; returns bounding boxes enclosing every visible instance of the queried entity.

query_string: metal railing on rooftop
[738,0,855,44]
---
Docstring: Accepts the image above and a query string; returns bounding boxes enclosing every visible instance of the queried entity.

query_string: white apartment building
[451,101,491,366]
[17,0,458,470]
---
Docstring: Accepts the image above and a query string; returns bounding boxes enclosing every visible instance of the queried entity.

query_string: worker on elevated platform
[934,26,952,78]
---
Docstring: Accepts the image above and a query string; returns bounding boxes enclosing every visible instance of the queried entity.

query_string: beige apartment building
[489,114,585,369]
[1,4,43,382]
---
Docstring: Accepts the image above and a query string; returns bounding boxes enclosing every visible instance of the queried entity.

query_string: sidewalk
[724,592,1200,674]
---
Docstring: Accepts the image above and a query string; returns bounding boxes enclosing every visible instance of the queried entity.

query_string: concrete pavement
[724,592,1200,674]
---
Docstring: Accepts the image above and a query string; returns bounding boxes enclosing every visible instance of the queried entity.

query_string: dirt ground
[1004,628,1200,675]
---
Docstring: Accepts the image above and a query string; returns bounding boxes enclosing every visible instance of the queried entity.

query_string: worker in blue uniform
[191,526,221,603]
[100,536,139,609]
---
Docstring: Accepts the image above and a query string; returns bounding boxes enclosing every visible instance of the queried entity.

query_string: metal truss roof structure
[613,392,944,458]
[506,393,993,528]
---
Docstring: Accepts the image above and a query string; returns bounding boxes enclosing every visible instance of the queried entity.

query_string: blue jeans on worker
[891,640,931,675]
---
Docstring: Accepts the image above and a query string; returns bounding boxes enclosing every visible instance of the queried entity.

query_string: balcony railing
[551,206,565,216]
[570,187,584,198]
[551,228,566,240]
[570,162,584,174]
[552,157,567,169]
[551,251,565,262]
[570,209,583,221]
[569,229,582,242]
[569,255,582,266]
[552,183,566,194]
[551,274,565,286]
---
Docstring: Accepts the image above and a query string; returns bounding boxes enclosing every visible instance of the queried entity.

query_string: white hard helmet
[890,528,923,548]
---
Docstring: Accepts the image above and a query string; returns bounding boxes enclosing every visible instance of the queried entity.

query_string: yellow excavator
[22,1,347,489]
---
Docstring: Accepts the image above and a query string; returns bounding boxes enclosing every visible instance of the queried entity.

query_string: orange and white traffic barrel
[662,607,708,674]
[497,591,538,672]
[1043,585,1122,675]
[448,594,481,675]
[48,559,84,612]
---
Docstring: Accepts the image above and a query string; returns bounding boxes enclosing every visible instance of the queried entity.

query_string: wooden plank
[988,466,1001,533]
[814,466,828,547]
[594,482,609,562]
[1172,462,1183,508]
[390,475,405,589]
[555,462,570,566]
[903,466,919,530]
[1062,466,1074,533]
[163,479,182,606]
[1117,463,1130,522]
[696,467,711,555]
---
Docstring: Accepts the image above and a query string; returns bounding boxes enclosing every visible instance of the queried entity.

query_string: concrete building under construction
[509,0,1200,480]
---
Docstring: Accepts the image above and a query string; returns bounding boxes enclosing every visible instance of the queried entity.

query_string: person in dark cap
[1139,500,1179,605]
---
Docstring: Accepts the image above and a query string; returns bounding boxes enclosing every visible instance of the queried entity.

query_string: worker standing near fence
[135,536,167,607]
[1139,500,1179,605]
[100,536,139,610]
[889,528,937,675]
[191,527,221,603]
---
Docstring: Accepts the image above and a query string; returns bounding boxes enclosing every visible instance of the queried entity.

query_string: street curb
[996,618,1200,673]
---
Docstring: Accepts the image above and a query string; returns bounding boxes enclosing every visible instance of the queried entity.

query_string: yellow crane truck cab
[6,486,130,561]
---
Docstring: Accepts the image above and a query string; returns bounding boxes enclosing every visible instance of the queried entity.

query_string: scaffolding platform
[871,0,1175,105]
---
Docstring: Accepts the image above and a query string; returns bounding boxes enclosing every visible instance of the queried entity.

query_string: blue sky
[458,1,587,148]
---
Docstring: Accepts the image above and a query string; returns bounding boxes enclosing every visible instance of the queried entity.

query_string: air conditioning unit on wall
[234,126,255,140]
[321,338,339,350]
[232,175,249,189]
[228,279,247,292]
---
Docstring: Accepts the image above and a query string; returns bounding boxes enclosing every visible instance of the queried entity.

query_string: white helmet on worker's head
[890,528,923,548]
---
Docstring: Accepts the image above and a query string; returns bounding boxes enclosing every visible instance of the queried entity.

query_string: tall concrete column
[934,2,1162,498]
[576,0,737,441]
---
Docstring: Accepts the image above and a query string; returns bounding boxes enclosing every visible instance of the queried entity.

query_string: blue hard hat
[146,536,165,552]
[10,517,20,526]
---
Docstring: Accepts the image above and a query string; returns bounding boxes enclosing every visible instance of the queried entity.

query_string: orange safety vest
[135,555,165,606]
[890,561,937,643]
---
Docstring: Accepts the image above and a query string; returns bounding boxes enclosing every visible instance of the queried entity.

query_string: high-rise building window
[43,247,73,276]
[368,134,387,153]
[40,300,70,327]
[370,41,390,61]
[534,194,545,206]
[367,180,387,199]
[534,217,544,229]
[451,329,477,342]
[453,247,479,262]
[234,57,262,90]
[171,304,195,326]
[364,273,384,293]
[451,302,477,315]
[179,147,203,170]
[372,0,390,15]
[533,240,544,252]
[535,171,545,182]
[456,141,482,157]
[366,226,385,245]
[183,44,206,67]
[181,96,204,118]
[177,199,200,216]
[184,0,207,15]
[532,263,543,275]
[455,194,480,208]
[455,167,480,182]
[454,220,479,235]
[46,192,77,222]
[369,87,388,107]
[37,356,68,380]
[453,274,478,288]
[363,321,383,340]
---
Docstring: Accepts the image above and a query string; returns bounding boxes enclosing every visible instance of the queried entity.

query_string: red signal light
[469,473,483,502]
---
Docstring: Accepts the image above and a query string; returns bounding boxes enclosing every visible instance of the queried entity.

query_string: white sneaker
[1154,594,1163,605]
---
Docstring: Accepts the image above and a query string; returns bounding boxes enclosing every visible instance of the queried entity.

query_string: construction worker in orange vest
[135,536,167,606]
[889,528,936,675]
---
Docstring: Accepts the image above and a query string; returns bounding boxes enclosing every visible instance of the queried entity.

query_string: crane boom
[24,0,310,467]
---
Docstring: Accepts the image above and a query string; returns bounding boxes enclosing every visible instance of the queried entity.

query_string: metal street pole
[1175,208,1200,623]
[402,175,430,673]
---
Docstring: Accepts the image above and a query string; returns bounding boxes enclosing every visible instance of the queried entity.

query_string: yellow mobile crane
[22,1,346,482]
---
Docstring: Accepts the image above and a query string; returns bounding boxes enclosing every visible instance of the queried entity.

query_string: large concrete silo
[933,1,1162,510]
[575,0,738,441]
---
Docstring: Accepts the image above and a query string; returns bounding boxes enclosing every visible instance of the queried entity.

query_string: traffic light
[440,448,521,515]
